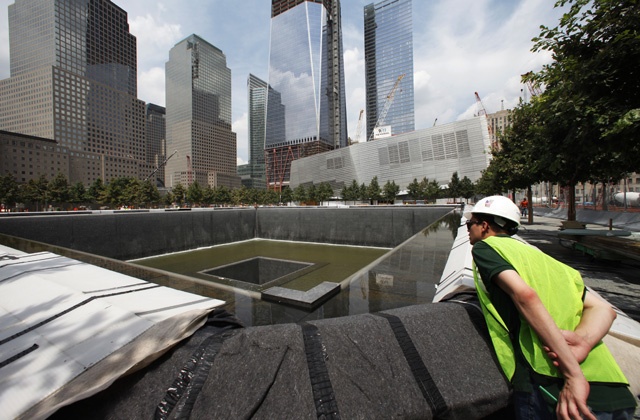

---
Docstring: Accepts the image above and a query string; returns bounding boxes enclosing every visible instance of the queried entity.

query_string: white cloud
[233,112,248,163]
[138,67,166,106]
[410,0,565,128]
[129,14,182,67]
[343,46,365,141]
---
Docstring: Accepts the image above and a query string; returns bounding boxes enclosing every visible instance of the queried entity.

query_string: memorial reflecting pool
[131,212,460,327]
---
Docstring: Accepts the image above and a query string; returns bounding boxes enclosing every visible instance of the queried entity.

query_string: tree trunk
[527,185,533,224]
[567,185,577,221]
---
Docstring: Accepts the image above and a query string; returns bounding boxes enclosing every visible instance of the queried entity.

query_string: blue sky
[0,0,566,164]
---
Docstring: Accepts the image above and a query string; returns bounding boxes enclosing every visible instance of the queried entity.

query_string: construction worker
[466,195,635,420]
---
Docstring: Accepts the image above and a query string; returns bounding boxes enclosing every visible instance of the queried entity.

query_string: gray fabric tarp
[53,301,512,419]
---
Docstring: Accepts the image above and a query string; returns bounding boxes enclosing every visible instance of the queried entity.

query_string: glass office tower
[266,0,347,190]
[241,74,268,188]
[0,0,147,185]
[364,0,415,141]
[164,35,239,189]
[248,74,268,170]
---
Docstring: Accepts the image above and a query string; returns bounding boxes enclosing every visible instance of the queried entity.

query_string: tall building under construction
[265,0,348,190]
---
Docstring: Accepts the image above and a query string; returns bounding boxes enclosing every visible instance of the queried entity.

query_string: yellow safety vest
[473,235,628,384]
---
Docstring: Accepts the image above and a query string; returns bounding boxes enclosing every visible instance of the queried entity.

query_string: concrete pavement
[518,213,640,322]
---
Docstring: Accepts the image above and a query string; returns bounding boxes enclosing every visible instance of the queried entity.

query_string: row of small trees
[1,171,478,211]
[0,173,162,210]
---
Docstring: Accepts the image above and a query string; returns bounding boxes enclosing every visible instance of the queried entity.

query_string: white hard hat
[464,195,521,228]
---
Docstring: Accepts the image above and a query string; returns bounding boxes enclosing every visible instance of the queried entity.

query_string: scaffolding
[265,140,333,192]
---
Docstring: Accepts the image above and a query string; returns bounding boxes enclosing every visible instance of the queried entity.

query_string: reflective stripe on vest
[473,235,628,385]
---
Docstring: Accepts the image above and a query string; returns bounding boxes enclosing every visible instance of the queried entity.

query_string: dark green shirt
[472,237,636,411]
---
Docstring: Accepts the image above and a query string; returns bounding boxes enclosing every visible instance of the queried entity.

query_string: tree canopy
[479,0,640,220]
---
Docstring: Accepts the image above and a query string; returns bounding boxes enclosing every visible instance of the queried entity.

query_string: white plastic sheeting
[0,248,224,419]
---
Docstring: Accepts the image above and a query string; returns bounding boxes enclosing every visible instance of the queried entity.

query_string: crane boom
[354,109,364,143]
[369,74,405,141]
[474,91,487,116]
[522,72,542,97]
[474,92,494,144]
[144,149,178,182]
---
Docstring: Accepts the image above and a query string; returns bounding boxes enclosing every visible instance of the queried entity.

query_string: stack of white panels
[0,249,224,419]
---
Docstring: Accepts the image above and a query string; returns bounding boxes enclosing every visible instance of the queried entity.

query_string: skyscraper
[265,0,348,190]
[164,35,239,189]
[0,0,147,185]
[239,74,269,189]
[364,0,415,141]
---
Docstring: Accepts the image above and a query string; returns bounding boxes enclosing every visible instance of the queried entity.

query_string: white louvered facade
[290,116,492,192]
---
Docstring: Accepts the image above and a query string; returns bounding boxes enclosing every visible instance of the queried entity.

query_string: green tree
[263,189,280,205]
[186,181,204,206]
[202,185,215,206]
[306,184,318,204]
[475,166,503,197]
[341,180,359,202]
[0,173,20,210]
[23,175,50,210]
[359,182,368,201]
[231,186,249,206]
[48,172,70,207]
[212,185,231,205]
[138,180,160,208]
[459,176,475,203]
[87,179,107,205]
[292,185,307,204]
[406,178,423,201]
[382,180,399,203]
[124,178,142,208]
[367,176,382,204]
[280,187,293,205]
[448,172,462,203]
[423,178,441,203]
[317,182,333,205]
[164,190,175,207]
[69,182,87,206]
[171,183,187,206]
[525,0,640,220]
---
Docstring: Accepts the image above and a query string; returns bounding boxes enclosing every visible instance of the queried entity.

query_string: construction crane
[144,149,178,182]
[368,73,405,141]
[475,92,495,146]
[474,91,488,116]
[354,109,364,143]
[522,71,542,97]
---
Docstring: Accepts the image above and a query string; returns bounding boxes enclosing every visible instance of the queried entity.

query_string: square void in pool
[202,257,313,285]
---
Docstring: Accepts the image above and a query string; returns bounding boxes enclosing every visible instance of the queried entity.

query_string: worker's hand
[544,330,590,367]
[556,376,595,420]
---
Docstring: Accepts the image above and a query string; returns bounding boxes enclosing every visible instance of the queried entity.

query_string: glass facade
[248,74,267,167]
[267,2,327,148]
[364,0,415,141]
[1,0,146,185]
[164,35,238,189]
[239,74,268,189]
[265,0,347,188]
